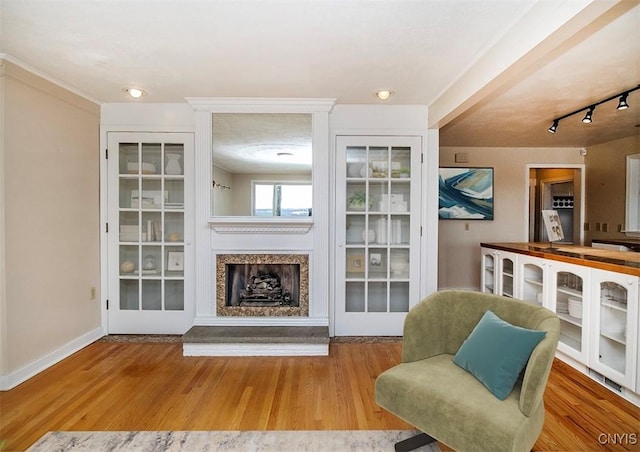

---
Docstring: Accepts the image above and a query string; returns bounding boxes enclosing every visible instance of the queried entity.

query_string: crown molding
[0,53,102,105]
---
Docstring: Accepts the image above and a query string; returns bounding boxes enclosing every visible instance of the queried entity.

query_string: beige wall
[2,60,101,374]
[585,134,640,243]
[438,147,583,290]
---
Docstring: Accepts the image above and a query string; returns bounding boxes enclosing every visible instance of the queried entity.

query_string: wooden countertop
[481,242,640,277]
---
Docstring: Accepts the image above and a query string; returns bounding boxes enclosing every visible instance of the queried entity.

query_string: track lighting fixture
[547,83,639,133]
[617,93,630,110]
[582,106,594,123]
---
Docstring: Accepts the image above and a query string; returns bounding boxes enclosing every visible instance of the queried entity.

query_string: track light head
[582,106,595,124]
[548,120,559,134]
[617,93,630,110]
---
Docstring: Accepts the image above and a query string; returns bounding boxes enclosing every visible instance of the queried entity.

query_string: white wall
[438,146,583,290]
[1,60,101,387]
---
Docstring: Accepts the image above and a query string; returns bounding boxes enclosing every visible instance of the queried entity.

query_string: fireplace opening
[226,263,300,307]
[216,253,309,317]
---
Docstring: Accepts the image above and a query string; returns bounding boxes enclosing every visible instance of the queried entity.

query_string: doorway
[527,165,584,245]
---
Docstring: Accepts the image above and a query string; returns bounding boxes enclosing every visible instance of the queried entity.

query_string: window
[625,154,640,236]
[253,182,312,217]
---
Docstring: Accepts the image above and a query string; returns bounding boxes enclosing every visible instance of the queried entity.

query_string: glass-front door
[335,136,422,335]
[107,132,194,333]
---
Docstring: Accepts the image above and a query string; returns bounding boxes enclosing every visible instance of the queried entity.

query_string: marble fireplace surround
[216,253,309,317]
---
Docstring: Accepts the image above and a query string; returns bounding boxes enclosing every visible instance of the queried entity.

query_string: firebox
[226,263,300,307]
[216,254,309,317]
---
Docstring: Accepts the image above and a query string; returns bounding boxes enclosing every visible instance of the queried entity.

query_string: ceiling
[1,0,639,148]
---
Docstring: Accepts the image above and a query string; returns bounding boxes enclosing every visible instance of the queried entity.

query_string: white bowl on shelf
[567,297,582,319]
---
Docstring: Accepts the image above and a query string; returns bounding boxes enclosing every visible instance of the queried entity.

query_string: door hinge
[105,149,109,159]
[106,299,109,310]
[106,223,109,233]
[420,226,423,236]
[421,153,424,164]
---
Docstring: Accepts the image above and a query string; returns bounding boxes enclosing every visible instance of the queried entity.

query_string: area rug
[27,430,441,451]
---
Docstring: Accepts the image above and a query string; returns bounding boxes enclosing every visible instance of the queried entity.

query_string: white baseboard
[0,327,104,391]
[183,342,329,357]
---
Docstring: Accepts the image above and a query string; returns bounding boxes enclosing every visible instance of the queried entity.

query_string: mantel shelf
[209,217,313,234]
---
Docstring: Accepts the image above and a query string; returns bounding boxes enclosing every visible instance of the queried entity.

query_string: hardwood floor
[0,342,638,451]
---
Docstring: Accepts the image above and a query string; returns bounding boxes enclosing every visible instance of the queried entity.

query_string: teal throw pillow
[453,310,546,400]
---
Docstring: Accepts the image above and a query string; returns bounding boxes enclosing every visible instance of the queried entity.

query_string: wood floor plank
[0,341,639,451]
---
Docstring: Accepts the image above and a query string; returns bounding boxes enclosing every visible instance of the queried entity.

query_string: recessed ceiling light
[123,87,146,98]
[375,90,394,101]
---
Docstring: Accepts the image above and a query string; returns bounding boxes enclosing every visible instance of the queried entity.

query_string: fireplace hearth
[216,254,309,317]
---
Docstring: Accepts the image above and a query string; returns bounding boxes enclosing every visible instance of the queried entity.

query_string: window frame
[252,180,313,217]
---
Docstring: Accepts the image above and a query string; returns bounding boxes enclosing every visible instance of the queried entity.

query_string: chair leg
[394,432,437,452]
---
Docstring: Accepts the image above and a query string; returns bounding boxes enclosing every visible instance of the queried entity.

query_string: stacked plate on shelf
[556,298,569,315]
[567,297,582,319]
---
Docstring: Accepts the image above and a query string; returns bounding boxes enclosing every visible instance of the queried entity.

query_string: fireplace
[216,254,309,316]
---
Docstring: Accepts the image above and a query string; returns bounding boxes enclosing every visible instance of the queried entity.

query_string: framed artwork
[439,167,494,220]
[167,251,184,271]
[347,254,365,273]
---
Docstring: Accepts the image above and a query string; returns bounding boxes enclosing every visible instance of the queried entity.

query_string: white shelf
[601,299,627,312]
[524,278,543,286]
[600,331,626,345]
[558,312,582,327]
[557,285,582,297]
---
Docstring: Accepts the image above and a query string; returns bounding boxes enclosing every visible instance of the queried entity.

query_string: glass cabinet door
[108,132,193,334]
[337,136,421,335]
[520,257,545,307]
[552,264,590,362]
[590,270,638,389]
[481,250,496,294]
[501,257,515,298]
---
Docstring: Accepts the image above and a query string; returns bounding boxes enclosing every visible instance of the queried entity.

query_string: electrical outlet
[584,222,590,231]
[455,153,469,163]
[465,223,470,231]
[595,223,601,232]
[90,287,96,300]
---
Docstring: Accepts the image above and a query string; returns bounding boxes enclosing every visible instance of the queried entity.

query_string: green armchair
[375,290,560,452]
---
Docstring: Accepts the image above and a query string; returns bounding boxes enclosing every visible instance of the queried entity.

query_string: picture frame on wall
[438,167,494,220]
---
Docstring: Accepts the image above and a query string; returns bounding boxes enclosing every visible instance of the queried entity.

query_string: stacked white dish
[567,297,582,319]
[556,299,569,314]
[127,161,156,174]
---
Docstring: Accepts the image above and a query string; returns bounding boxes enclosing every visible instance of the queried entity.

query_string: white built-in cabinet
[481,246,639,404]
[335,136,422,335]
[107,132,194,334]
[481,249,515,298]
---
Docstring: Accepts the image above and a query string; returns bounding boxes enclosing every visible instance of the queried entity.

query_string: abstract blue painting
[439,167,494,220]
